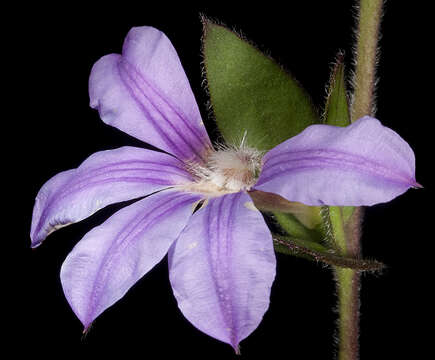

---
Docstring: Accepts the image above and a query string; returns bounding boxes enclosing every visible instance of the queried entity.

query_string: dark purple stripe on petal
[122,59,209,151]
[204,194,240,347]
[168,192,276,351]
[84,192,197,325]
[89,28,212,162]
[118,59,209,163]
[36,176,174,243]
[60,190,202,328]
[117,60,185,160]
[30,147,193,247]
[259,149,416,187]
[255,117,418,206]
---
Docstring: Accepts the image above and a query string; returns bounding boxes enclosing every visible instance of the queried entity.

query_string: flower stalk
[337,1,384,359]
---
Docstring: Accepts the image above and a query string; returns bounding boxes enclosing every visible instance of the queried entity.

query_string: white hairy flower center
[182,145,263,196]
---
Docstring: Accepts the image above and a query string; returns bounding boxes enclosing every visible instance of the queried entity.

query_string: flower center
[184,146,263,195]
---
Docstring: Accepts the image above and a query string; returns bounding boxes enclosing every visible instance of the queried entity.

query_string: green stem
[336,268,361,360]
[331,208,363,360]
[329,207,361,360]
[351,0,384,121]
[334,2,384,358]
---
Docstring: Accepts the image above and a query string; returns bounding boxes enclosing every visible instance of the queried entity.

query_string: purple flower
[30,27,417,352]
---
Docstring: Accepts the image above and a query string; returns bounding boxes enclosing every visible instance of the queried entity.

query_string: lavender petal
[89,27,211,163]
[31,146,193,247]
[60,189,201,329]
[168,192,276,352]
[255,116,418,206]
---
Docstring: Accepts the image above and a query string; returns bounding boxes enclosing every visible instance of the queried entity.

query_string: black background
[14,1,431,358]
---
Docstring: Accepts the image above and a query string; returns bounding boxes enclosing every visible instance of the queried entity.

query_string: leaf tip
[199,13,212,32]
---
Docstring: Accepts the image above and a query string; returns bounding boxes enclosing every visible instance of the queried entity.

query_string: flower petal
[168,192,276,352]
[89,26,212,163]
[255,116,418,206]
[31,146,192,247]
[60,190,201,329]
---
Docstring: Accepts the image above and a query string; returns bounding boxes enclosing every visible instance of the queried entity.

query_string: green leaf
[202,18,319,151]
[273,235,384,272]
[323,53,351,127]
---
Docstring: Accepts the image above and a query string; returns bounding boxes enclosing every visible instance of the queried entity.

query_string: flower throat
[184,144,263,195]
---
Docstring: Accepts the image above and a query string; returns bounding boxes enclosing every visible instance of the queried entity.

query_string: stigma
[182,144,263,196]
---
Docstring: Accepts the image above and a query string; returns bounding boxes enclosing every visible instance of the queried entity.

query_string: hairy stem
[351,0,384,121]
[328,206,361,360]
[336,267,361,360]
[334,2,384,358]
[335,1,384,358]
[333,208,363,360]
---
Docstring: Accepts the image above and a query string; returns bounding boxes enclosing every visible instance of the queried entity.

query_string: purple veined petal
[60,189,202,329]
[168,192,276,352]
[89,26,212,164]
[31,146,193,248]
[255,116,419,206]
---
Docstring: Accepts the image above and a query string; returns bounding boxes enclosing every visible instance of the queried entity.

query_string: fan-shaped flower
[30,26,418,352]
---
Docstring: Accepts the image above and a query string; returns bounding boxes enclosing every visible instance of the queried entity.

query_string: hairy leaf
[202,19,319,151]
